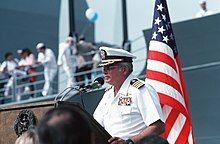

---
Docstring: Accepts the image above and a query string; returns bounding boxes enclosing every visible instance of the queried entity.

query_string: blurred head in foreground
[37,106,94,144]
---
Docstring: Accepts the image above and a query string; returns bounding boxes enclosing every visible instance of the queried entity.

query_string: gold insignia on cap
[101,50,107,60]
[130,79,145,89]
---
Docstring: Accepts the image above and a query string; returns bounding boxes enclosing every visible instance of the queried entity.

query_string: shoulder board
[130,79,145,89]
[105,86,113,92]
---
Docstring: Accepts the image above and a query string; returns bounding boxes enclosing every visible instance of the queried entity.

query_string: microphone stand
[54,86,85,108]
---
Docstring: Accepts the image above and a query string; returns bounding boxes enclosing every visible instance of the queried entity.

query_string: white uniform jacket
[93,74,164,140]
[196,9,213,18]
[37,48,57,72]
[57,43,77,71]
[37,48,57,96]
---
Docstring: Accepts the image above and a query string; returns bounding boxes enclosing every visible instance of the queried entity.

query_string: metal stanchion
[12,72,17,102]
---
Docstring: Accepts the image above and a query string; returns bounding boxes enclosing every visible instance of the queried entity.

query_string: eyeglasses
[102,65,120,71]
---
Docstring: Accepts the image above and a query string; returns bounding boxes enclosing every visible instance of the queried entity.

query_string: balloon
[85,8,98,23]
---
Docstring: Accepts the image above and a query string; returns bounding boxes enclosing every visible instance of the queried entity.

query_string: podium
[0,101,111,144]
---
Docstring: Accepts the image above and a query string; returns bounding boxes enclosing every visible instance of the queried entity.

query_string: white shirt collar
[116,74,135,96]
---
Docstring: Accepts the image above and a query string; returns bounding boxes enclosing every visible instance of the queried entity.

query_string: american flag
[145,0,195,143]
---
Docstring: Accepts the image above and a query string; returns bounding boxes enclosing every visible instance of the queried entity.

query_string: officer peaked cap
[99,46,136,66]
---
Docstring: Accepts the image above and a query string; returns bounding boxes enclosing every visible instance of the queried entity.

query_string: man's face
[7,55,13,61]
[67,40,74,46]
[200,3,206,10]
[102,64,124,85]
[38,48,45,53]
[20,52,27,59]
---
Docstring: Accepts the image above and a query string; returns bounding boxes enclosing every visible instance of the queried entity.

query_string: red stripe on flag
[146,70,182,95]
[148,50,177,72]
[158,92,189,118]
[175,119,191,144]
[163,108,179,137]
[176,56,190,113]
[145,0,195,143]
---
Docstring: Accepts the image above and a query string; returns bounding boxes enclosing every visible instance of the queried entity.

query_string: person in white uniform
[57,37,77,87]
[0,52,26,100]
[93,47,165,144]
[196,0,213,18]
[36,43,57,96]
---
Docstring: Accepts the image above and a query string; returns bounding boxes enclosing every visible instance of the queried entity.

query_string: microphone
[84,77,105,90]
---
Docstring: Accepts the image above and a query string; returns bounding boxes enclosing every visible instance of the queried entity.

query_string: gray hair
[118,62,133,74]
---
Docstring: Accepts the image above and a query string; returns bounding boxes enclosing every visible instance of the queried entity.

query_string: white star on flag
[162,35,169,43]
[155,17,162,25]
[157,3,164,12]
[152,32,158,39]
[162,14,166,21]
[158,26,165,34]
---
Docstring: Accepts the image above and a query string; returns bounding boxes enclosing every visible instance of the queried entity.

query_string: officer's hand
[108,136,127,144]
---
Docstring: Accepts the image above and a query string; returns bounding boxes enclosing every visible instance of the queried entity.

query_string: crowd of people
[0,49,37,102]
[0,36,101,103]
[58,36,98,88]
